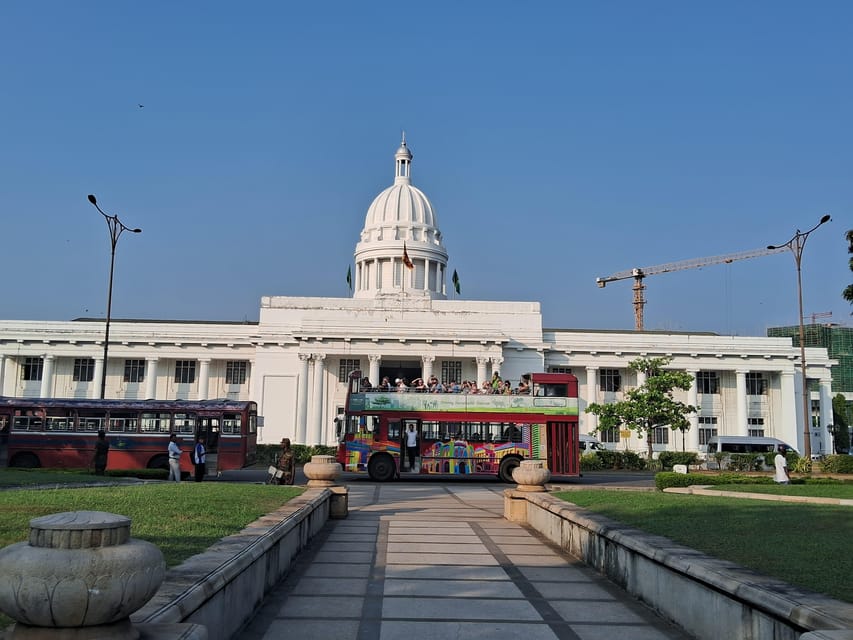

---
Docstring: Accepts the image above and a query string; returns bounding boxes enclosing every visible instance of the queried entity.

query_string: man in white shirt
[168,434,182,482]
[405,424,418,472]
[773,445,790,484]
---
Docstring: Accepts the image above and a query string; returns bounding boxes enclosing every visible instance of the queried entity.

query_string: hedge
[655,472,852,491]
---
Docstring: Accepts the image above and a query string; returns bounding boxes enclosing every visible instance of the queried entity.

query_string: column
[91,358,104,399]
[424,258,431,292]
[818,378,833,456]
[295,354,310,445]
[735,370,748,436]
[309,354,326,446]
[144,357,159,399]
[476,357,489,387]
[0,355,5,396]
[40,355,55,398]
[636,370,647,388]
[779,371,798,451]
[421,355,435,381]
[585,366,599,433]
[198,358,211,400]
[491,357,504,377]
[686,370,699,452]
[368,354,381,387]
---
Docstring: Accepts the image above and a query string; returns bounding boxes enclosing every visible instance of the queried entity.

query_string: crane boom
[596,245,789,331]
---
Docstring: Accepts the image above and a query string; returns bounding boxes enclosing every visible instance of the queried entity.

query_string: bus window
[141,413,171,433]
[421,421,440,440]
[45,411,73,431]
[175,413,196,434]
[388,420,402,441]
[78,412,106,432]
[109,412,138,433]
[222,413,242,434]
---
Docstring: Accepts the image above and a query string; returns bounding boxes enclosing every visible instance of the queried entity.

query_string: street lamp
[768,214,831,460]
[87,195,142,399]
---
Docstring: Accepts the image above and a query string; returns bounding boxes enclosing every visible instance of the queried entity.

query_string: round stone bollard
[0,511,166,639]
[303,454,343,488]
[512,460,551,492]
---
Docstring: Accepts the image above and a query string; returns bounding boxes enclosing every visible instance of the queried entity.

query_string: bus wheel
[368,454,396,482]
[9,452,40,468]
[147,455,169,471]
[498,456,521,483]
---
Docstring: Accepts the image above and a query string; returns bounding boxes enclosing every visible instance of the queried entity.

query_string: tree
[844,229,853,305]
[831,393,851,453]
[586,356,697,459]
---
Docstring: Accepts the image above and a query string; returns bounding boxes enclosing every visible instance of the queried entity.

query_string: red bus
[336,371,580,482]
[0,397,258,476]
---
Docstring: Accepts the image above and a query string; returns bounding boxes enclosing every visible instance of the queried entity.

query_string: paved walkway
[241,482,690,640]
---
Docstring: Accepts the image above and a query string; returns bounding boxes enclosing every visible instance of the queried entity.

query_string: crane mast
[596,246,788,331]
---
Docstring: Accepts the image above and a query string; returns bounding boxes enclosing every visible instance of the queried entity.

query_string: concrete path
[241,482,690,640]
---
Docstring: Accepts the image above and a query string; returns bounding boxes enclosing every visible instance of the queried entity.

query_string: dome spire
[394,132,413,185]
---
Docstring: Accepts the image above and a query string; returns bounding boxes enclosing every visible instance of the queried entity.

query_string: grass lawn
[0,468,126,486]
[553,489,852,603]
[713,484,853,499]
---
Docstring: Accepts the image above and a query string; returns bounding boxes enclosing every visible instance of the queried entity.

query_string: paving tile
[506,553,570,567]
[386,542,487,554]
[550,600,648,624]
[302,563,372,578]
[264,619,360,640]
[383,597,542,621]
[321,541,376,552]
[517,566,590,582]
[384,578,524,598]
[277,595,364,618]
[387,534,481,544]
[289,577,368,596]
[384,564,510,581]
[530,581,616,600]
[311,551,374,564]
[386,552,499,566]
[570,624,684,640]
[380,620,559,640]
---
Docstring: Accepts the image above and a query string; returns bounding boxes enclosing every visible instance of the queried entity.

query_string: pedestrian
[773,445,790,484]
[405,424,418,472]
[278,437,295,485]
[168,434,182,482]
[92,430,109,475]
[192,435,206,482]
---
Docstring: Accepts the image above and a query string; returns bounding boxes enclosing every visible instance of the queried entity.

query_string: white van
[579,434,604,453]
[705,436,797,456]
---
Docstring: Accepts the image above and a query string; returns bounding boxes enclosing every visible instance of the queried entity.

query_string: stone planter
[0,511,166,638]
[303,454,342,488]
[512,460,551,492]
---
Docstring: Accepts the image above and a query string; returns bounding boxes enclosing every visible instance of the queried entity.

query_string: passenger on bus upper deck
[480,381,493,394]
[396,378,409,392]
[517,380,530,395]
[448,380,461,393]
[378,376,392,392]
[360,377,373,391]
[501,380,512,395]
[411,378,427,392]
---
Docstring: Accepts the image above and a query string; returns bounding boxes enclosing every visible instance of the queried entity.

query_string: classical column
[686,369,699,452]
[636,370,647,387]
[421,355,435,381]
[91,358,104,400]
[198,358,211,400]
[476,357,489,386]
[491,357,504,376]
[40,355,55,398]
[818,377,833,456]
[424,258,431,292]
[368,354,381,386]
[779,371,797,449]
[309,354,326,446]
[144,357,159,399]
[295,353,311,445]
[735,370,748,436]
[585,366,599,433]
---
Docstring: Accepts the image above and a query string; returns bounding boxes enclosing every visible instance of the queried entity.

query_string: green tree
[844,229,853,305]
[831,393,851,453]
[586,357,697,459]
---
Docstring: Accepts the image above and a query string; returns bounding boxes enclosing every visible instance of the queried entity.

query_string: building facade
[0,138,837,456]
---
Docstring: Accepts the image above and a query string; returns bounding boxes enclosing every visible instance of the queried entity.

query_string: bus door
[401,418,420,472]
[0,413,9,467]
[197,416,220,476]
[546,421,578,476]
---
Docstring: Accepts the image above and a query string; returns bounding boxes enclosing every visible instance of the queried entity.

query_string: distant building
[0,138,837,456]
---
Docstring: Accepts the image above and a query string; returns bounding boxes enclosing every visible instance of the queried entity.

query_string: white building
[0,138,836,456]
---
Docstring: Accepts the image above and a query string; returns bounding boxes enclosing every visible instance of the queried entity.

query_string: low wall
[132,488,331,640]
[505,490,853,640]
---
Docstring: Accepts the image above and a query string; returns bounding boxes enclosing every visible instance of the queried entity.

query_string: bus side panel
[421,440,531,475]
[340,433,401,472]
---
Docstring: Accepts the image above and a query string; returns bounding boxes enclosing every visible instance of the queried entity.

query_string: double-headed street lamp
[87,195,142,399]
[768,214,831,460]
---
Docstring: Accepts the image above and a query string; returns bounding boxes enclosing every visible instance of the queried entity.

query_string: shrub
[820,455,853,474]
[728,453,765,472]
[258,444,337,466]
[594,450,646,470]
[657,451,700,470]
[580,453,603,471]
[654,472,777,490]
[790,455,812,474]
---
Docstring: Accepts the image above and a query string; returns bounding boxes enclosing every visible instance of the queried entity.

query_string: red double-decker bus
[0,397,258,475]
[336,371,580,482]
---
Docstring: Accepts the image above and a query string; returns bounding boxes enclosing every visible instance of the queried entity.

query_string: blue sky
[1,1,850,335]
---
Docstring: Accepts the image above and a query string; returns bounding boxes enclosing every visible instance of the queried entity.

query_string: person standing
[192,436,206,482]
[92,430,109,475]
[405,424,418,472]
[168,434,182,482]
[278,437,295,485]
[773,445,790,484]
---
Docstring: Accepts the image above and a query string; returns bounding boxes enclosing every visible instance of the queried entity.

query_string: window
[22,357,43,381]
[124,359,145,383]
[651,427,670,445]
[222,412,243,434]
[338,359,360,383]
[599,369,621,392]
[549,366,573,374]
[747,418,764,437]
[746,372,766,395]
[109,412,139,433]
[226,361,248,385]
[73,358,95,382]
[441,360,462,384]
[599,428,620,443]
[141,412,171,433]
[697,371,719,394]
[174,360,196,384]
[698,416,718,445]
[174,413,196,434]
[811,399,820,429]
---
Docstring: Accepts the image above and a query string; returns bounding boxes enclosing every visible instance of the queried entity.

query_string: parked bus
[0,397,258,476]
[336,371,580,482]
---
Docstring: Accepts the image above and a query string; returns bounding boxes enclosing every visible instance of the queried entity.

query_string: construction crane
[596,246,788,331]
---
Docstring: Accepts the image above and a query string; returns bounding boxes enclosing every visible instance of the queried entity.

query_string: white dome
[363,183,440,233]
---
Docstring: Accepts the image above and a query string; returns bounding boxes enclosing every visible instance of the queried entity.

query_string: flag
[402,242,414,270]
[452,269,461,295]
[346,265,352,292]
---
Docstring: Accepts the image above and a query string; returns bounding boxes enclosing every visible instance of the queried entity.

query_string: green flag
[452,269,460,295]
[346,266,352,292]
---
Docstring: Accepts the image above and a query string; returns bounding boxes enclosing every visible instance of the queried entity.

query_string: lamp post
[768,214,831,460]
[87,195,142,399]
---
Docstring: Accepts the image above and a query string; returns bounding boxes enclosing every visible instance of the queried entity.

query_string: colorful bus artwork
[336,371,580,482]
[0,397,258,476]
